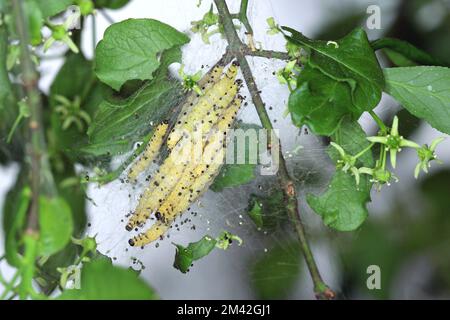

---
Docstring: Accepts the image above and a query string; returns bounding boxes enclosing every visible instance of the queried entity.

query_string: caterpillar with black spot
[126,65,224,183]
[125,138,190,231]
[128,95,243,247]
[126,64,240,231]
[127,121,169,182]
[174,65,225,132]
[167,62,239,150]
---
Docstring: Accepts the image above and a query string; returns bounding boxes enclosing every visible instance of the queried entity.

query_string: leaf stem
[371,38,445,66]
[242,46,291,61]
[355,142,375,159]
[235,0,253,35]
[99,10,115,24]
[6,113,23,144]
[214,0,335,299]
[369,110,387,133]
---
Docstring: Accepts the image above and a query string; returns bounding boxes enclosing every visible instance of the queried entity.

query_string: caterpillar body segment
[126,163,186,230]
[194,83,238,135]
[164,95,243,221]
[173,66,225,135]
[167,95,243,218]
[125,139,191,231]
[129,152,224,248]
[127,162,199,245]
[167,64,239,150]
[128,95,244,247]
[168,79,237,148]
[128,222,168,247]
[216,95,243,132]
[127,122,169,182]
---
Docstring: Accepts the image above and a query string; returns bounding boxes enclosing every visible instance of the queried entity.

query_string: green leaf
[250,241,301,299]
[308,171,371,231]
[38,196,73,257]
[247,190,286,231]
[0,25,18,153]
[0,26,13,110]
[24,0,44,46]
[210,164,255,192]
[51,54,95,104]
[328,118,375,167]
[173,235,217,273]
[94,18,189,90]
[307,117,374,231]
[288,65,355,135]
[85,77,183,157]
[371,38,445,67]
[53,163,88,236]
[210,123,260,192]
[384,66,450,135]
[382,48,418,67]
[3,180,31,267]
[58,259,158,299]
[19,233,39,300]
[283,27,384,114]
[248,197,264,228]
[36,0,73,18]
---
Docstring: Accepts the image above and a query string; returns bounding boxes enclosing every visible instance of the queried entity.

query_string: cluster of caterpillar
[125,61,243,248]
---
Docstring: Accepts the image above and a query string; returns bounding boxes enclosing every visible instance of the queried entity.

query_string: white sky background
[1,0,450,299]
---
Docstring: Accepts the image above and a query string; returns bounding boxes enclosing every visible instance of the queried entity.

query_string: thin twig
[99,10,115,25]
[214,0,335,299]
[242,46,290,61]
[92,13,97,54]
[237,0,253,35]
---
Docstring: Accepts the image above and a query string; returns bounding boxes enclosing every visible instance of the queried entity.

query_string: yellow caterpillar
[125,139,190,231]
[167,62,239,150]
[127,121,169,182]
[128,96,243,247]
[127,66,241,230]
[126,94,242,232]
[174,65,224,131]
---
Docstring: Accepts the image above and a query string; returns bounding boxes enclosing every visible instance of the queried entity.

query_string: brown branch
[214,0,335,299]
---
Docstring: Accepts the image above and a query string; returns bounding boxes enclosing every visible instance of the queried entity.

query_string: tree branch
[12,0,55,232]
[214,0,335,299]
[241,45,290,60]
